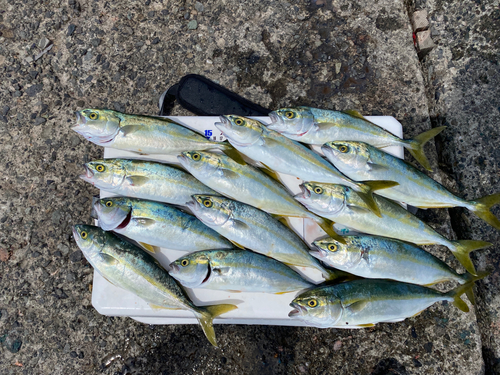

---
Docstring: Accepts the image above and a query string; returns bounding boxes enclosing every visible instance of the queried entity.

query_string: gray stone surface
[419,0,500,373]
[0,0,494,373]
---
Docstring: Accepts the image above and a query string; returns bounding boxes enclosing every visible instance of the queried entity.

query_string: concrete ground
[0,0,498,373]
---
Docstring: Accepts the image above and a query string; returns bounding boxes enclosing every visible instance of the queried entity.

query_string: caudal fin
[450,240,492,276]
[356,180,399,217]
[196,304,238,347]
[310,215,347,244]
[462,270,490,304]
[405,126,446,171]
[469,193,500,230]
[446,271,488,312]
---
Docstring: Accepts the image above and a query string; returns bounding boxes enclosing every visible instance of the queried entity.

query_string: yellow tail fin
[462,271,490,304]
[470,193,500,230]
[451,240,492,275]
[196,304,237,347]
[310,215,346,244]
[406,126,446,171]
[356,180,400,217]
[447,271,488,312]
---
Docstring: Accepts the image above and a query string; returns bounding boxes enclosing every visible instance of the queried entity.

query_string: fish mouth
[321,144,336,159]
[309,247,324,259]
[288,302,306,318]
[266,112,282,131]
[71,226,79,240]
[79,165,94,183]
[177,154,189,166]
[185,199,199,212]
[294,184,311,202]
[169,263,180,274]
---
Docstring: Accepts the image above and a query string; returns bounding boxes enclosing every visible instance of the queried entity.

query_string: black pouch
[158,74,270,117]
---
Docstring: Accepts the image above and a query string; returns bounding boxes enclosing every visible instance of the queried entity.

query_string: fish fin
[367,162,390,172]
[228,290,242,293]
[139,242,158,254]
[126,176,149,186]
[221,143,247,165]
[411,310,425,318]
[134,218,156,227]
[99,253,119,266]
[356,180,399,217]
[310,215,347,244]
[321,268,355,282]
[469,193,500,230]
[357,323,375,327]
[232,219,250,232]
[148,303,181,310]
[197,304,238,347]
[102,275,117,286]
[120,125,144,136]
[213,267,230,276]
[258,164,282,182]
[450,240,492,275]
[270,215,289,227]
[405,126,446,171]
[462,270,490,304]
[346,300,368,314]
[274,291,293,295]
[220,168,240,180]
[342,109,366,120]
[229,239,245,249]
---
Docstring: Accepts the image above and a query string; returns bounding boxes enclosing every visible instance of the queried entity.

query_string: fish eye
[192,153,201,161]
[96,164,105,172]
[314,186,323,194]
[203,199,213,208]
[105,201,113,207]
[285,111,295,119]
[307,299,318,308]
[181,259,189,267]
[89,112,98,120]
[81,231,88,239]
[339,145,349,153]
[327,244,337,252]
[234,118,245,126]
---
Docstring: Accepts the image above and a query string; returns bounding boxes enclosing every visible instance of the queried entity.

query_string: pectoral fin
[346,300,368,314]
[134,218,156,227]
[120,125,145,136]
[126,176,149,186]
[99,253,119,266]
[220,168,240,180]
[367,162,390,172]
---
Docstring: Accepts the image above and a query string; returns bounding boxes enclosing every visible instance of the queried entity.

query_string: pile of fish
[72,107,499,346]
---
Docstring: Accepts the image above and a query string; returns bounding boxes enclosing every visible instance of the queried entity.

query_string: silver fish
[295,182,492,275]
[73,109,230,155]
[94,197,232,252]
[80,158,216,206]
[288,278,478,328]
[72,224,236,346]
[322,140,500,231]
[268,106,445,171]
[169,249,313,293]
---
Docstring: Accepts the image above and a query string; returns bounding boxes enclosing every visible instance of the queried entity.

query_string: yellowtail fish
[187,195,343,282]
[73,109,232,154]
[80,159,216,206]
[322,141,500,231]
[215,115,397,217]
[295,182,492,275]
[94,197,232,252]
[268,106,445,171]
[177,150,342,241]
[312,235,486,288]
[169,249,313,293]
[72,224,236,347]
[288,278,482,328]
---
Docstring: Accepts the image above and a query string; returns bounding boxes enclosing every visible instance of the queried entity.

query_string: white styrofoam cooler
[92,116,403,326]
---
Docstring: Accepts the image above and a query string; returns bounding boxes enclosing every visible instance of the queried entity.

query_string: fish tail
[405,126,446,171]
[446,271,488,313]
[461,270,490,305]
[196,304,238,347]
[468,193,500,230]
[450,240,492,276]
[356,180,400,217]
[310,215,346,244]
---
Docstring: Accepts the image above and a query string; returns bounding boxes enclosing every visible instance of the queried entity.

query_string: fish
[215,115,398,217]
[73,109,232,155]
[295,182,492,275]
[80,158,217,206]
[288,278,482,328]
[267,106,445,171]
[311,235,486,289]
[72,224,237,347]
[177,150,343,241]
[187,195,343,282]
[169,249,313,293]
[94,197,233,252]
[322,140,500,231]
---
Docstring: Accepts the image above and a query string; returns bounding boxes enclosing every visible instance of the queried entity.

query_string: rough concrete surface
[0,0,496,373]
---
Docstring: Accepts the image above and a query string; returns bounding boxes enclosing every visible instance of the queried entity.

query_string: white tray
[91,115,403,326]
